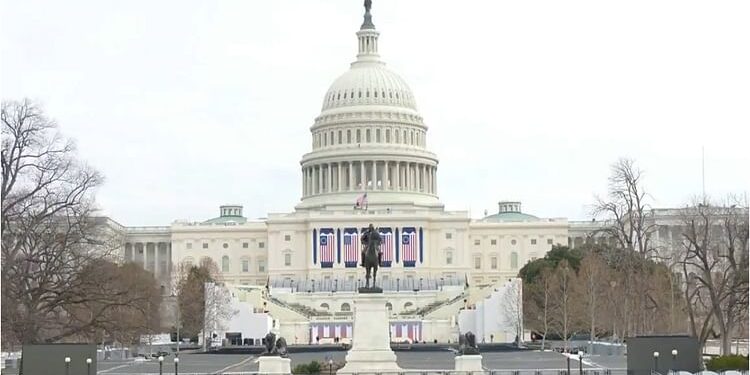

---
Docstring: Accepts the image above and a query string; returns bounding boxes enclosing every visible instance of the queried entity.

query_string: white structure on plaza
[112,2,696,346]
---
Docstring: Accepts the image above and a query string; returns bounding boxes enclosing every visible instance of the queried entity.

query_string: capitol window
[186,242,192,249]
[223,243,229,248]
[366,129,371,142]
[446,251,453,265]
[284,234,291,241]
[338,130,342,144]
[386,129,391,142]
[510,252,519,269]
[396,130,400,143]
[241,259,249,273]
[547,238,553,245]
[511,239,517,245]
[445,232,452,239]
[531,239,537,245]
[491,256,498,270]
[243,242,249,248]
[376,129,381,142]
[258,259,266,273]
[491,239,497,245]
[374,90,378,98]
[356,129,361,143]
[347,130,352,143]
[259,241,265,248]
[222,256,230,273]
[358,91,362,98]
[474,239,480,246]
[474,256,481,269]
[284,253,291,267]
[202,243,208,249]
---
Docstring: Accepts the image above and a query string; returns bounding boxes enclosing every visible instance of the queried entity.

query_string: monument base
[337,293,401,374]
[455,354,484,373]
[258,356,291,374]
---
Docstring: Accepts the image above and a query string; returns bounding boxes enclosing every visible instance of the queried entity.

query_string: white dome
[321,62,417,111]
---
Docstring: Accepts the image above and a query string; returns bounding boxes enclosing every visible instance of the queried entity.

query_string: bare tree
[592,158,657,256]
[501,279,523,347]
[202,281,237,350]
[678,196,749,355]
[549,259,577,351]
[1,99,156,346]
[577,253,607,353]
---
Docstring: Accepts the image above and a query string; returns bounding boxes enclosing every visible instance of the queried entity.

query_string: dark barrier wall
[626,336,700,375]
[22,344,97,375]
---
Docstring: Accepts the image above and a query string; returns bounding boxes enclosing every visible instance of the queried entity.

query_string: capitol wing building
[115,4,685,345]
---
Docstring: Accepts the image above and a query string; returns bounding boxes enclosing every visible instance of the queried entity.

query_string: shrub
[292,360,322,374]
[705,355,749,371]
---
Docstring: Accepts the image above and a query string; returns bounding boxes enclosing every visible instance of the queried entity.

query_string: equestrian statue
[359,223,382,292]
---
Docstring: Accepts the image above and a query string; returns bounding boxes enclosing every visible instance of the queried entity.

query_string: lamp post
[566,354,571,375]
[671,349,678,373]
[653,351,660,374]
[64,356,71,375]
[86,358,92,375]
[328,358,333,375]
[578,350,583,375]
[158,356,164,375]
[174,357,179,375]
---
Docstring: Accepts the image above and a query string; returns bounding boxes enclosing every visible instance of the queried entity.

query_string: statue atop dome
[361,0,375,30]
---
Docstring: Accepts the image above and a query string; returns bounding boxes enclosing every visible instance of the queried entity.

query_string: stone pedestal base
[337,293,401,374]
[258,356,291,374]
[455,354,484,373]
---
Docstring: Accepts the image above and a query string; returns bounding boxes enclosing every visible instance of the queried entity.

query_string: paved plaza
[0,349,626,374]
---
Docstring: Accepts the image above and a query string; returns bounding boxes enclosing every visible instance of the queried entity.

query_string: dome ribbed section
[321,63,417,111]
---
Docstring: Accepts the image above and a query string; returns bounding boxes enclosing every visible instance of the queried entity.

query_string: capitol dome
[321,64,417,111]
[297,1,442,211]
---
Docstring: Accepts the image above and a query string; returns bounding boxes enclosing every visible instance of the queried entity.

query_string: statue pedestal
[338,293,401,374]
[455,354,484,373]
[258,356,291,374]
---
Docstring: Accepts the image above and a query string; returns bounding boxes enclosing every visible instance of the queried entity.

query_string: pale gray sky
[2,0,748,226]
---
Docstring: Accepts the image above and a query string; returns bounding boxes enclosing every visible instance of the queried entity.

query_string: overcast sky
[2,0,748,226]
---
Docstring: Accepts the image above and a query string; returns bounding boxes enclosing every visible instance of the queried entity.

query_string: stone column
[360,161,365,190]
[384,161,390,190]
[372,160,377,190]
[395,162,400,191]
[154,243,159,278]
[317,165,322,195]
[302,168,306,196]
[337,162,343,192]
[349,162,354,191]
[432,166,437,195]
[327,163,332,193]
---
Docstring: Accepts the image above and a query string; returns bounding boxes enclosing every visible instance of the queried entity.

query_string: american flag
[354,192,368,209]
[343,228,359,267]
[319,229,335,266]
[379,227,393,266]
[402,227,417,266]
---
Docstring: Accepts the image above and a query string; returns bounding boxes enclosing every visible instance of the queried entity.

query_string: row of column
[302,160,437,196]
[123,242,171,278]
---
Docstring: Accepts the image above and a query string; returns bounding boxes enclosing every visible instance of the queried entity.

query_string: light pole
[172,292,181,358]
[158,356,164,375]
[86,358,92,375]
[64,356,71,375]
[653,351,660,374]
[328,358,333,375]
[578,350,583,375]
[671,349,678,373]
[566,354,571,375]
[174,357,179,375]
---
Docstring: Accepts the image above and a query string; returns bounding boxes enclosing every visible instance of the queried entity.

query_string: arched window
[347,130,352,143]
[385,302,393,311]
[284,253,291,267]
[366,129,371,142]
[241,257,250,273]
[338,130,342,144]
[404,302,414,310]
[510,252,518,269]
[396,130,401,143]
[341,303,351,312]
[446,250,453,265]
[403,130,407,143]
[356,129,361,143]
[320,303,330,311]
[222,255,230,272]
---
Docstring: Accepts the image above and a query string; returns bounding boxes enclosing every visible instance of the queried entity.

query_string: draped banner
[401,227,418,267]
[319,228,335,268]
[379,227,393,267]
[343,227,360,268]
[389,321,422,343]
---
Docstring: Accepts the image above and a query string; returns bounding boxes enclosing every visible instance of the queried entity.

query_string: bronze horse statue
[360,224,381,290]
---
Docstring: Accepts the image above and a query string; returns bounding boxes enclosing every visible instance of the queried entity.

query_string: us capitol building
[113,3,689,344]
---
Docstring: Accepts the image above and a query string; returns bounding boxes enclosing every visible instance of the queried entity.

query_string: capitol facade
[114,3,687,344]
